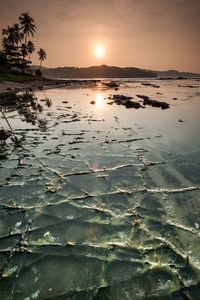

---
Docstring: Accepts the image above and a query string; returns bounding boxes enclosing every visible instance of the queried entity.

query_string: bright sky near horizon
[0,0,200,73]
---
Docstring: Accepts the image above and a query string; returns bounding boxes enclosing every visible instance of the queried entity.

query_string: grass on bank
[0,73,43,83]
[0,91,18,104]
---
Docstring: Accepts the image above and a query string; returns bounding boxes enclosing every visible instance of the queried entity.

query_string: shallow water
[0,79,200,299]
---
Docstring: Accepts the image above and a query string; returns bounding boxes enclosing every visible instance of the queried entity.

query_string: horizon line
[33,64,200,74]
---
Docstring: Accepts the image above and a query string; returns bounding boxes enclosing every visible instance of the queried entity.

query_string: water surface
[0,79,200,299]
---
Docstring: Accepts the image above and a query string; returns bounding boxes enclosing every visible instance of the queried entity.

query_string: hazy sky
[0,0,200,72]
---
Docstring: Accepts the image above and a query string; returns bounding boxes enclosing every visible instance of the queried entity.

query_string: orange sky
[0,0,200,72]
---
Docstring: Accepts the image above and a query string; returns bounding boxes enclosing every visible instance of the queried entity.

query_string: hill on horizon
[32,65,200,79]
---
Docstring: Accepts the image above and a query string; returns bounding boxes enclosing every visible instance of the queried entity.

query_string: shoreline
[1,76,199,95]
[0,78,101,94]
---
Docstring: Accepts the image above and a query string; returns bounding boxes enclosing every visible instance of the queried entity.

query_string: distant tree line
[0,12,47,75]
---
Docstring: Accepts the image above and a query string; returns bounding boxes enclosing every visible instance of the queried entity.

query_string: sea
[0,78,200,299]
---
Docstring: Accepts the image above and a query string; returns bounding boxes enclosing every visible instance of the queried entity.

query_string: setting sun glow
[94,45,104,58]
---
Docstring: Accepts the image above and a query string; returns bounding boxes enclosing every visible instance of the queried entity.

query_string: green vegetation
[0,12,47,77]
[0,51,10,73]
[0,91,17,104]
[35,68,42,77]
[0,73,42,82]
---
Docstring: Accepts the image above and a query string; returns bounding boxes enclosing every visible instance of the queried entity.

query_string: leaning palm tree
[27,40,35,61]
[37,48,47,69]
[19,12,36,46]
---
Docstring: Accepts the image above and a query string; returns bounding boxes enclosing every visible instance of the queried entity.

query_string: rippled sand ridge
[0,78,200,299]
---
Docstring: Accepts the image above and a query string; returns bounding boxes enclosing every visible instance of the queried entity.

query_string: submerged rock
[133,219,141,227]
[141,82,160,88]
[111,94,142,109]
[0,129,12,142]
[137,94,169,109]
[104,81,119,88]
[125,100,141,109]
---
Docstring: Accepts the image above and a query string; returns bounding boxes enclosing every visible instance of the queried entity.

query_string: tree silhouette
[1,12,46,75]
[20,44,28,71]
[37,48,47,69]
[12,23,24,46]
[1,37,9,53]
[2,26,16,45]
[1,27,22,70]
[21,43,28,58]
[27,40,35,62]
[19,12,36,46]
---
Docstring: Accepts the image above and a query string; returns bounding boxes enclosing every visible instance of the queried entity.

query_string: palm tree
[2,25,15,45]
[19,12,36,46]
[2,24,23,47]
[21,43,28,58]
[1,37,9,52]
[2,24,23,67]
[20,43,28,72]
[13,23,24,46]
[37,48,47,69]
[27,40,35,61]
[1,37,13,58]
[1,33,20,70]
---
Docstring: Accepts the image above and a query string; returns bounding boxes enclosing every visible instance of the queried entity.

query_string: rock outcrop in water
[108,94,169,109]
[108,94,142,109]
[0,129,12,142]
[137,94,170,109]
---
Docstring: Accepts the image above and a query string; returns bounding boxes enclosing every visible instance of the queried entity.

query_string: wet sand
[0,78,100,93]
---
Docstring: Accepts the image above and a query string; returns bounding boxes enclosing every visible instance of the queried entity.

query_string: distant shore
[1,76,199,94]
[0,78,100,93]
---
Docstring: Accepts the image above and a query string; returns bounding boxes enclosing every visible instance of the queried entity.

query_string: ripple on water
[0,81,200,299]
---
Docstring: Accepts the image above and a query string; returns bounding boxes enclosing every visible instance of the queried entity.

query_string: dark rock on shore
[125,100,141,109]
[0,129,12,142]
[110,94,142,109]
[104,81,119,88]
[141,83,160,88]
[108,94,169,109]
[137,94,169,109]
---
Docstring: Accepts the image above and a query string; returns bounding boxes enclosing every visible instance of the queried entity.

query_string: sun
[94,45,104,58]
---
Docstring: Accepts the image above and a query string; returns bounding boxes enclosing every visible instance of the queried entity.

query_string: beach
[0,78,200,299]
[0,78,100,93]
[0,78,56,93]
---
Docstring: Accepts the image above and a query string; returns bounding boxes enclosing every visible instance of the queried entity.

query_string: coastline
[0,78,100,94]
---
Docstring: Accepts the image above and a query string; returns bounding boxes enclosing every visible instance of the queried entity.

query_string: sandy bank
[0,78,100,93]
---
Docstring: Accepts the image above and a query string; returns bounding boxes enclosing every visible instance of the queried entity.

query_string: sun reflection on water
[95,92,104,108]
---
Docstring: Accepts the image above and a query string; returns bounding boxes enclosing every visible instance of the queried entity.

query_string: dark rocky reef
[137,95,169,109]
[110,94,142,109]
